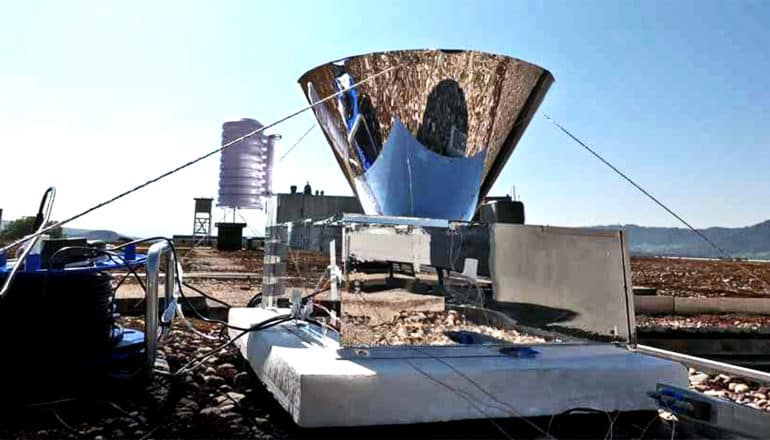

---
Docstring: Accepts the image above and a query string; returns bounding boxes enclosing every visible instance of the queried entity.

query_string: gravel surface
[632,256,770,298]
[7,247,770,437]
[115,278,259,308]
[0,317,289,439]
[181,248,326,288]
[688,368,770,412]
[181,248,264,273]
[0,311,762,438]
[162,250,770,301]
[637,314,770,332]
[343,309,548,346]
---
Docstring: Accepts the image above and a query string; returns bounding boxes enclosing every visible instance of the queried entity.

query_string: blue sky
[1,0,768,237]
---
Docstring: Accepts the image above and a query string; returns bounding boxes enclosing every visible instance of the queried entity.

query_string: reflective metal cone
[298,49,553,220]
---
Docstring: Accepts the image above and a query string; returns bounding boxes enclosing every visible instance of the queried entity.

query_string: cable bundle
[0,271,116,400]
[0,271,114,353]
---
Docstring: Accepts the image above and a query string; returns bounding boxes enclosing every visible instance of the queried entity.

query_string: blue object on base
[0,251,146,276]
[457,332,476,345]
[112,327,146,361]
[123,243,136,261]
[0,246,149,382]
[25,253,41,271]
[500,346,539,358]
[107,327,146,380]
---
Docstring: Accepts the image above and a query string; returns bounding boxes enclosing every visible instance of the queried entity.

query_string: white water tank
[217,118,278,209]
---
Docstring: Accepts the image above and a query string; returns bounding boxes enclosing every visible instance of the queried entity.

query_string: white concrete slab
[229,307,688,428]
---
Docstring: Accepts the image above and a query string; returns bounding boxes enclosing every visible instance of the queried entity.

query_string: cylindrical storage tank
[218,119,277,209]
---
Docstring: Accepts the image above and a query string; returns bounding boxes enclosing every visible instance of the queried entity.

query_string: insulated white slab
[229,308,688,428]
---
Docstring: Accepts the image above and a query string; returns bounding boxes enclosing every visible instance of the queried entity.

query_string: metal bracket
[328,239,341,302]
[652,383,770,439]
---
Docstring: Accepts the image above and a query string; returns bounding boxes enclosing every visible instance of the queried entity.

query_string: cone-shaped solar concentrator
[298,49,553,220]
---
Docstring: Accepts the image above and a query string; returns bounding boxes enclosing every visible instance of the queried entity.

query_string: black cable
[47,245,146,290]
[44,246,144,346]
[405,359,515,440]
[114,237,254,331]
[182,281,233,309]
[173,314,292,375]
[116,237,338,336]
[545,407,614,438]
[100,252,148,338]
[0,270,115,375]
[637,411,662,440]
[247,270,327,308]
[409,345,556,440]
[246,291,263,308]
[33,187,56,230]
[48,247,146,301]
[112,271,132,292]
[30,398,149,436]
[301,285,330,304]
[52,410,84,437]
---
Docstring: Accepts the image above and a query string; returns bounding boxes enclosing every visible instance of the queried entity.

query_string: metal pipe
[145,241,174,376]
[633,344,770,385]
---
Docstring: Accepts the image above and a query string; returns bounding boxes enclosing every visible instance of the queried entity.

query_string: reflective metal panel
[298,49,553,220]
[489,224,635,342]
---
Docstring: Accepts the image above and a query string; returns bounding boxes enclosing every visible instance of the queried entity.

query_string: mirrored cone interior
[299,49,553,220]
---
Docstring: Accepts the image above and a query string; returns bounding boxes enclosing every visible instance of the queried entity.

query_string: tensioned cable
[543,114,730,258]
[278,124,315,162]
[544,114,770,294]
[0,65,401,254]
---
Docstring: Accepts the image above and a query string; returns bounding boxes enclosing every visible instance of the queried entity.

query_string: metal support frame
[145,241,176,377]
[263,225,288,308]
[635,344,770,385]
[192,198,213,243]
[653,384,770,439]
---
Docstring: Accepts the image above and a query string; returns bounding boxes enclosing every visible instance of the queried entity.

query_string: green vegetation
[0,216,63,244]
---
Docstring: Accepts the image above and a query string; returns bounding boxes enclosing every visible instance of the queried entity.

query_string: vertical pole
[329,239,338,302]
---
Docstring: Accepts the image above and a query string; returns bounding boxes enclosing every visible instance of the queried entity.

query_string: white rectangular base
[229,308,687,428]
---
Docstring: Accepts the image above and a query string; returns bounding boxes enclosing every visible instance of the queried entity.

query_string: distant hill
[61,228,131,242]
[5,219,769,259]
[597,220,770,259]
